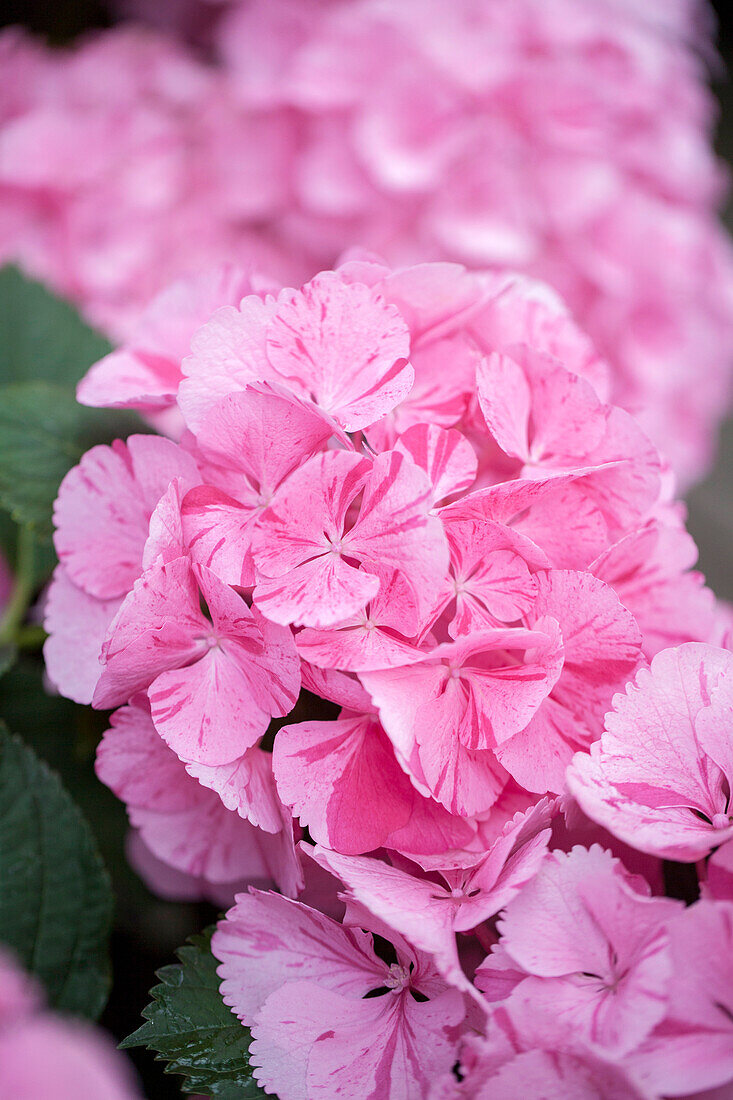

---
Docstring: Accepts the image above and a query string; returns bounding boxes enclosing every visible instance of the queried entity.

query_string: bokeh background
[686,3,733,604]
[1,2,732,1096]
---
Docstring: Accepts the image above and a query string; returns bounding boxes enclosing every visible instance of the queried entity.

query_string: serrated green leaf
[123,928,266,1098]
[0,725,113,1018]
[0,381,145,539]
[0,264,112,387]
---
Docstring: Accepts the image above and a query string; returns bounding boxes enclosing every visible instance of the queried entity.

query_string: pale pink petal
[43,566,120,705]
[306,846,463,987]
[151,575,299,766]
[474,1049,648,1100]
[295,569,422,672]
[96,697,297,886]
[78,264,255,411]
[187,747,283,833]
[212,890,385,1025]
[345,449,449,626]
[179,295,279,432]
[266,272,413,431]
[130,793,293,886]
[53,435,198,599]
[0,950,42,1023]
[591,522,716,658]
[362,625,562,813]
[629,901,733,1096]
[251,980,465,1100]
[704,840,733,902]
[96,695,195,815]
[497,846,677,1056]
[567,644,733,860]
[92,557,208,710]
[252,449,375,626]
[498,570,642,793]
[194,384,336,504]
[77,347,183,412]
[256,552,381,630]
[300,661,375,714]
[179,484,256,586]
[441,514,539,637]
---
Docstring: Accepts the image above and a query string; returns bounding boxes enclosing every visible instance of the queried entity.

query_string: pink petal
[96,699,296,888]
[0,1015,142,1100]
[567,644,733,860]
[187,747,284,834]
[250,980,465,1100]
[295,569,422,672]
[629,901,733,1096]
[93,557,208,709]
[179,484,256,586]
[54,435,199,599]
[194,384,336,504]
[178,295,279,432]
[591,522,715,659]
[478,1049,648,1100]
[78,264,255,411]
[212,890,386,1025]
[346,449,449,626]
[497,846,676,1056]
[266,272,413,431]
[273,714,414,853]
[395,423,477,505]
[43,566,121,705]
[255,552,381,630]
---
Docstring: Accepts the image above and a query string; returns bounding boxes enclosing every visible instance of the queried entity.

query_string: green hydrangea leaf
[0,264,112,387]
[0,725,113,1018]
[123,927,266,1098]
[0,381,145,539]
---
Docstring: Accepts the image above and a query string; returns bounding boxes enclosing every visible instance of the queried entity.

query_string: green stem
[15,624,47,651]
[0,526,35,646]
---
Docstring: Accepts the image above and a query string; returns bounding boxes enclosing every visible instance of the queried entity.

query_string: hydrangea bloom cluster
[2,0,733,480]
[0,26,302,342]
[0,949,141,1098]
[44,257,733,1095]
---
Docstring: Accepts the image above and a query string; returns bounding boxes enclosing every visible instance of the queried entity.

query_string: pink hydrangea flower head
[44,255,722,943]
[567,643,733,861]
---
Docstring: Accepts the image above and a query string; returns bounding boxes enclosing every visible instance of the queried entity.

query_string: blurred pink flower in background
[1,0,733,482]
[0,949,142,1099]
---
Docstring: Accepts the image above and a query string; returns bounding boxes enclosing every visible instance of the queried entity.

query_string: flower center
[384,964,411,993]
